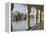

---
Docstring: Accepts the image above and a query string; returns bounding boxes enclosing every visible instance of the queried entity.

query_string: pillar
[25,5,30,30]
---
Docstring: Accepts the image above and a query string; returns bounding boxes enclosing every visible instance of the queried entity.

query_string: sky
[13,4,26,14]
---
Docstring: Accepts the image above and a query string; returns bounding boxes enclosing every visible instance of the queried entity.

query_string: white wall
[11,0,44,5]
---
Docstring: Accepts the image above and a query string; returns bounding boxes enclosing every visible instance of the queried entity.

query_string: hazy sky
[14,4,26,14]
